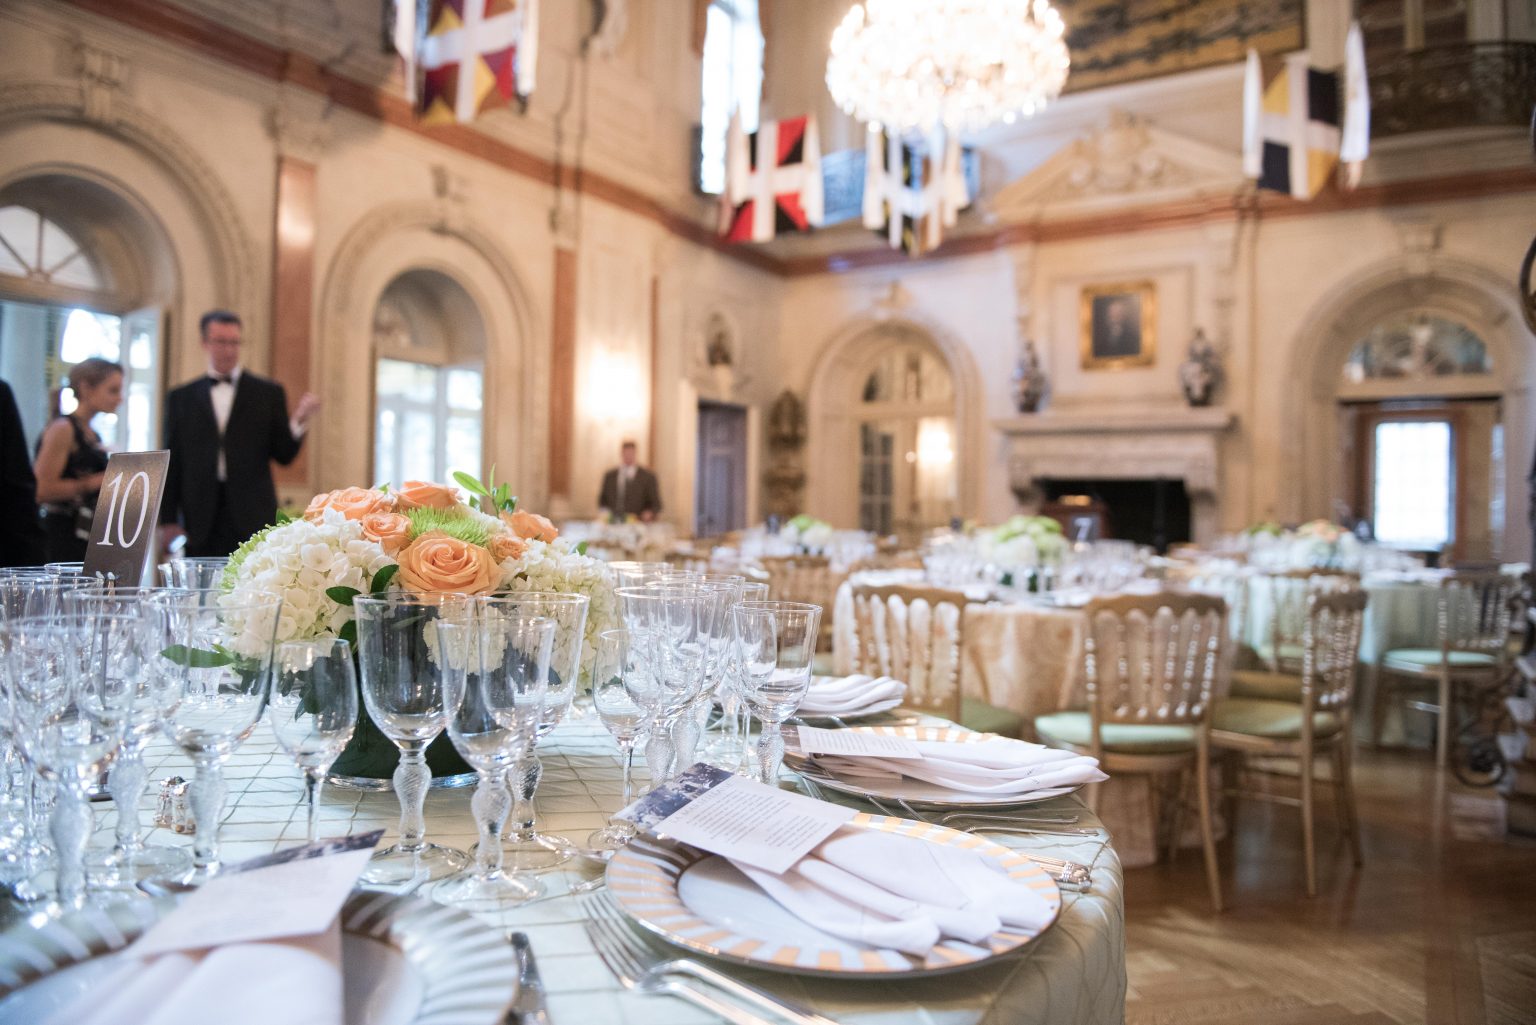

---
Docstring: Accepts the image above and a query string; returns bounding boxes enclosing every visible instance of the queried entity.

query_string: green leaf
[161,645,233,669]
[274,509,294,526]
[575,541,588,556]
[370,564,399,594]
[505,494,517,513]
[453,471,490,497]
[327,586,361,606]
[338,620,358,646]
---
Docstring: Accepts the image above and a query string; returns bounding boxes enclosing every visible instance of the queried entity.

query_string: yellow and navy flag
[1242,23,1369,200]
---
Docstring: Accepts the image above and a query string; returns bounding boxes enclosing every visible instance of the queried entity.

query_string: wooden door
[695,401,747,537]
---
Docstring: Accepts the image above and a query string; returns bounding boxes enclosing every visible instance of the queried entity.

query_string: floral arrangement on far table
[778,514,835,554]
[976,515,1067,568]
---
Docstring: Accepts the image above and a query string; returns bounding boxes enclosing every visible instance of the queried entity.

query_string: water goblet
[606,562,669,589]
[586,629,652,851]
[157,558,230,589]
[479,592,589,871]
[6,614,122,912]
[149,588,282,881]
[732,601,822,785]
[354,595,471,887]
[267,638,358,845]
[433,614,554,910]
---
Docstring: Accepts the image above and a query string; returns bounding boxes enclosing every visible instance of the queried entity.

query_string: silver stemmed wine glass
[354,595,471,887]
[586,628,653,852]
[479,592,589,872]
[434,612,554,909]
[149,587,283,881]
[732,601,822,786]
[266,638,358,845]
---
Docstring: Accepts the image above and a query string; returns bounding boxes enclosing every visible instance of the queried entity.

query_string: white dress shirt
[207,366,306,482]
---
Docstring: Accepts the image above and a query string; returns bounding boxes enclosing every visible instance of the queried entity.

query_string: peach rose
[393,480,459,510]
[395,531,498,595]
[360,512,412,555]
[503,509,558,543]
[304,487,392,522]
[489,534,528,563]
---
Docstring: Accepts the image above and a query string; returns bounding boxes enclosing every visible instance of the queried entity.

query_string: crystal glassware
[732,601,822,786]
[157,558,230,589]
[149,587,282,881]
[586,629,651,851]
[433,613,554,909]
[711,579,769,773]
[354,595,471,887]
[65,590,191,884]
[478,592,589,871]
[6,614,123,913]
[605,562,669,589]
[267,638,358,845]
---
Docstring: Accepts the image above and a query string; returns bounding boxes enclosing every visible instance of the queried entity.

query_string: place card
[130,831,383,957]
[793,725,924,759]
[618,763,855,874]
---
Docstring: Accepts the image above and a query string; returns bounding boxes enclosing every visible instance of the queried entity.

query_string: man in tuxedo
[0,378,45,566]
[597,440,661,522]
[159,310,320,557]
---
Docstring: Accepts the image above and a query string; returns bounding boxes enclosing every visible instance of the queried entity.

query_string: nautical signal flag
[720,113,824,243]
[863,128,969,256]
[1243,22,1369,200]
[414,0,539,125]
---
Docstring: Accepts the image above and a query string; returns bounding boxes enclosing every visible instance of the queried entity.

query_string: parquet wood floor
[1123,750,1536,1025]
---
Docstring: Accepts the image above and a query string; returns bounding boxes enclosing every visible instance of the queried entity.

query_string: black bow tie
[207,374,233,386]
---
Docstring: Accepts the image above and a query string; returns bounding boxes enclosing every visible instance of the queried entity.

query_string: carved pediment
[989,111,1245,222]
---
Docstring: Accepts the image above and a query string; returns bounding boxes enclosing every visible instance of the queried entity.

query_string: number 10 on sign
[82,450,170,585]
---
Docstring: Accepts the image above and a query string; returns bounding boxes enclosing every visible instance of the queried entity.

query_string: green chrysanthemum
[405,507,491,547]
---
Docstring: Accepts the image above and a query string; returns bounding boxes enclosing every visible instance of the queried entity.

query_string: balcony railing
[1369,42,1536,137]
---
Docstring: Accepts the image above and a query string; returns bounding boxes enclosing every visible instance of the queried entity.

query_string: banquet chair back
[1256,569,1360,673]
[760,555,842,648]
[1082,592,1226,735]
[850,582,972,722]
[1176,561,1249,646]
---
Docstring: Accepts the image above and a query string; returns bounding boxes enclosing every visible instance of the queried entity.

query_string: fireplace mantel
[993,406,1236,540]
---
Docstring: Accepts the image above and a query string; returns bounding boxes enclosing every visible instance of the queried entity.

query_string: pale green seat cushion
[1213,697,1341,740]
[960,698,1023,739]
[1254,642,1305,666]
[1381,648,1497,671]
[1229,669,1303,703]
[812,651,838,676]
[1033,711,1197,754]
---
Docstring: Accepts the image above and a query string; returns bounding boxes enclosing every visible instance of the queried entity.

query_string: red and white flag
[719,113,824,243]
[416,0,538,125]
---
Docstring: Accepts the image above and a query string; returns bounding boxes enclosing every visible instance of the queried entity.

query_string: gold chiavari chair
[758,555,843,649]
[848,582,1022,737]
[1212,587,1367,897]
[1034,592,1227,911]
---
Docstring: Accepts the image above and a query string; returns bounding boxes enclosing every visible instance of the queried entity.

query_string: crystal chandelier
[826,0,1071,136]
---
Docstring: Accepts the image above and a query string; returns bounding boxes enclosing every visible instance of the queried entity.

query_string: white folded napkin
[799,674,907,717]
[50,923,344,1025]
[730,825,1054,957]
[815,735,1107,796]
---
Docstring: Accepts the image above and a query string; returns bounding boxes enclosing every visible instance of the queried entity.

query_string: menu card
[617,764,855,874]
[790,725,924,759]
[130,831,383,957]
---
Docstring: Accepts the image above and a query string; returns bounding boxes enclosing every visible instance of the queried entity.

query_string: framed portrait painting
[1080,281,1156,369]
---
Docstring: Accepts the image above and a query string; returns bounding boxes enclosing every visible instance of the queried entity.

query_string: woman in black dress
[34,358,122,563]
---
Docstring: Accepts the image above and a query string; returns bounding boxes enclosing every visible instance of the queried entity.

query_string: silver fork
[579,891,843,1025]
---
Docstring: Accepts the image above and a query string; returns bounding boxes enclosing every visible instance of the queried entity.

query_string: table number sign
[81,450,170,586]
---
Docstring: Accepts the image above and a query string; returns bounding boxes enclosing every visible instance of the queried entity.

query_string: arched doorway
[371,269,487,486]
[806,315,981,538]
[0,173,175,457]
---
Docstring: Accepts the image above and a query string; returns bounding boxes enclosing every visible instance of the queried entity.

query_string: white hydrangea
[494,538,617,685]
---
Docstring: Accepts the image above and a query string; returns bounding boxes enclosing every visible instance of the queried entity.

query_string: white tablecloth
[85,717,1127,1025]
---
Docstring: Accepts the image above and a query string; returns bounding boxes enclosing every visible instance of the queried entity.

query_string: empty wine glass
[6,614,122,912]
[479,592,589,871]
[606,562,668,589]
[732,601,822,785]
[267,638,358,845]
[587,629,652,851]
[157,558,230,589]
[710,579,768,772]
[434,613,554,910]
[65,590,190,884]
[354,595,471,887]
[149,588,282,881]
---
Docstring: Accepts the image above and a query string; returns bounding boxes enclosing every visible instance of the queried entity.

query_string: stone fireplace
[993,407,1235,545]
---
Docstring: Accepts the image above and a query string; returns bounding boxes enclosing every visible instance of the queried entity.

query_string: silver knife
[508,931,551,1025]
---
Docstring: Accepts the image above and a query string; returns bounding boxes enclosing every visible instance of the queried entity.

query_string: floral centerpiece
[974,515,1066,590]
[222,474,616,779]
[778,514,835,554]
[1238,519,1362,571]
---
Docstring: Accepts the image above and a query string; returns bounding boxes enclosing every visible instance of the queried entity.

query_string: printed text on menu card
[650,770,856,874]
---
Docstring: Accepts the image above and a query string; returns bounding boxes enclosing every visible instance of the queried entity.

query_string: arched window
[0,206,103,290]
[698,0,763,194]
[1342,314,1491,383]
[371,270,485,486]
[855,336,957,537]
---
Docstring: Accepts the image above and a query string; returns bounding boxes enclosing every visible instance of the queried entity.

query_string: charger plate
[606,812,1062,977]
[783,725,1086,809]
[0,891,517,1024]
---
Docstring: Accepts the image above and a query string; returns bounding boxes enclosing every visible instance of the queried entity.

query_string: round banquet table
[45,715,1127,1025]
[832,570,1227,866]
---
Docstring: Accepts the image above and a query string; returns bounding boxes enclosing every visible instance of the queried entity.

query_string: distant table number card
[81,450,170,585]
